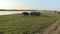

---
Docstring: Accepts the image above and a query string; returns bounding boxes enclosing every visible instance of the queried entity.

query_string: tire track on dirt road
[41,19,60,34]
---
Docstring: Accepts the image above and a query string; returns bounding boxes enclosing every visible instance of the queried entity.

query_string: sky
[0,0,60,10]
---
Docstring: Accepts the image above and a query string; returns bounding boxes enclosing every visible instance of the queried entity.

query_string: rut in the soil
[41,19,60,34]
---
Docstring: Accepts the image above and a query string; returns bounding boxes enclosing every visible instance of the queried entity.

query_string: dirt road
[41,19,60,34]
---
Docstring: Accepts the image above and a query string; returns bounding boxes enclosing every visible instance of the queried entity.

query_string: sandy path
[41,19,60,34]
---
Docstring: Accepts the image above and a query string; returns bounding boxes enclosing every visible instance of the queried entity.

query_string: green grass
[0,12,59,34]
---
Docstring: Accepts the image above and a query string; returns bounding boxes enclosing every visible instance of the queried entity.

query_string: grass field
[0,12,59,34]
